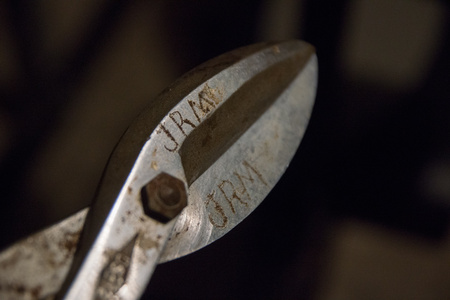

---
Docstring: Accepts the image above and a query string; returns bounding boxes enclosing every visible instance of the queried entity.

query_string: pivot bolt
[140,173,187,223]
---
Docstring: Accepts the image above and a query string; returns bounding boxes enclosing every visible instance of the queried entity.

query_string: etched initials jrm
[205,160,267,228]
[157,84,223,152]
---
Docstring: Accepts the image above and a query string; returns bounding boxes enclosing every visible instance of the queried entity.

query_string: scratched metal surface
[0,209,87,300]
[161,51,317,262]
[0,40,317,300]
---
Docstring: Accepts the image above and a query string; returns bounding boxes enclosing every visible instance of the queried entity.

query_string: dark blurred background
[1,0,449,299]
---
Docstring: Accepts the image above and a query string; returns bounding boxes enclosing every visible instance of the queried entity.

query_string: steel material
[161,41,317,262]
[0,209,87,299]
[0,40,318,300]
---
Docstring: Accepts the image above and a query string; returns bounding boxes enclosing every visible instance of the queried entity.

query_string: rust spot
[127,187,133,194]
[138,236,158,250]
[30,285,42,298]
[60,230,81,254]
[272,45,280,54]
[0,250,21,269]
[16,285,25,293]
[53,230,82,267]
[199,83,223,105]
[0,283,42,297]
[41,239,50,251]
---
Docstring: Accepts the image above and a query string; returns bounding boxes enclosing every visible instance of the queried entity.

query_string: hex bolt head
[140,173,187,223]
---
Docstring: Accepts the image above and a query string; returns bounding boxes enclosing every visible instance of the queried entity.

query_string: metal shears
[0,40,317,300]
